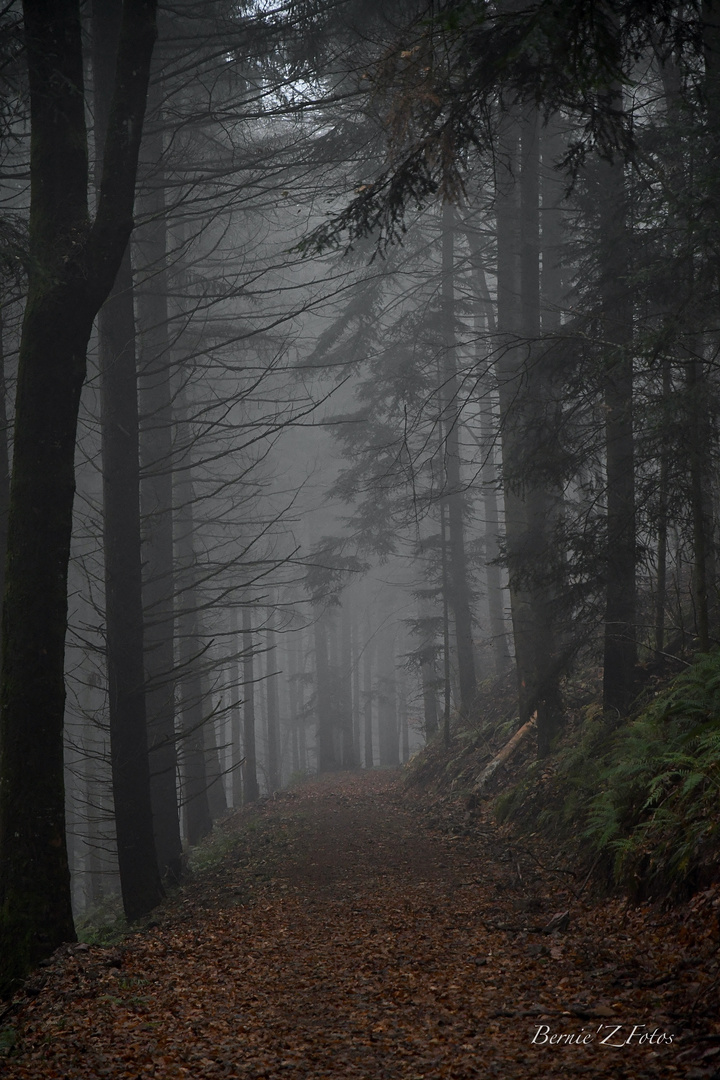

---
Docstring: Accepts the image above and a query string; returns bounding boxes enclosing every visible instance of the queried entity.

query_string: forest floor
[1,770,719,1080]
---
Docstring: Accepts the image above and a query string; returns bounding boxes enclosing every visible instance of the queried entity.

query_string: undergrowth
[496,651,720,900]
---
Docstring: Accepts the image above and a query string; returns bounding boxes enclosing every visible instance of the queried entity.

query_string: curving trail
[1,771,716,1079]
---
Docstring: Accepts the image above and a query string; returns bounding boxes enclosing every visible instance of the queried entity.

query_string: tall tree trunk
[362,617,374,767]
[495,122,534,727]
[598,88,637,716]
[94,0,163,916]
[241,602,259,803]
[287,628,300,777]
[0,308,9,639]
[655,360,671,658]
[377,617,398,768]
[136,65,183,882]
[686,351,716,649]
[0,0,156,994]
[203,684,227,820]
[418,596,439,740]
[463,214,512,675]
[229,606,243,807]
[340,598,357,768]
[441,203,477,714]
[99,248,163,915]
[314,608,337,772]
[174,394,211,845]
[521,110,563,756]
[265,602,281,791]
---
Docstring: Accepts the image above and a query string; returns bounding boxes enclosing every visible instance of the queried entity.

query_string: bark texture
[0,0,156,995]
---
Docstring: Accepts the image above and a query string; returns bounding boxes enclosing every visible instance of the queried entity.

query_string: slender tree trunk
[241,602,259,803]
[351,615,361,766]
[464,216,511,674]
[495,122,537,729]
[136,67,183,882]
[418,597,438,739]
[174,394,211,844]
[362,618,374,767]
[314,608,336,772]
[229,606,243,807]
[598,88,637,716]
[521,110,563,756]
[203,682,227,820]
[655,360,671,658]
[265,603,281,791]
[686,352,716,650]
[441,203,477,714]
[0,0,156,993]
[340,598,357,768]
[0,308,9,638]
[287,629,300,776]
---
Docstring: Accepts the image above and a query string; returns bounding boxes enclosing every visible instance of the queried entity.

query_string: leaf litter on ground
[1,770,718,1079]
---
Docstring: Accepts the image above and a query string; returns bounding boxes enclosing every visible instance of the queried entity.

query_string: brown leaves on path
[1,770,718,1079]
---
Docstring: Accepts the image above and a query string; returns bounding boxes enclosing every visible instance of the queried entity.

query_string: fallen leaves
[0,770,718,1078]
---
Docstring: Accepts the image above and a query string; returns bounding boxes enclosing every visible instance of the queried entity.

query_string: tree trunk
[94,0,163,916]
[598,88,637,716]
[265,603,281,791]
[99,246,163,917]
[362,617,374,767]
[441,203,477,714]
[229,605,243,807]
[495,122,535,730]
[136,66,183,883]
[340,598,357,768]
[174,394,211,845]
[463,221,512,676]
[0,0,156,994]
[314,608,337,772]
[0,308,9,641]
[241,602,260,803]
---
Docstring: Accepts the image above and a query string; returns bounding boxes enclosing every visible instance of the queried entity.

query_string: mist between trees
[0,0,719,995]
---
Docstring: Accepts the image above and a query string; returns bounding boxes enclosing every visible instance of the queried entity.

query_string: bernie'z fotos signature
[531,1023,674,1048]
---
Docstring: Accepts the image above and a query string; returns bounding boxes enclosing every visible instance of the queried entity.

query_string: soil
[1,770,718,1079]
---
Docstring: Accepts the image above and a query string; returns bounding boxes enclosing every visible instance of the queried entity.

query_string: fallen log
[473,712,537,794]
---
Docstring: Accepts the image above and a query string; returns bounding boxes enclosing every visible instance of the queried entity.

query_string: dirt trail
[1,771,717,1079]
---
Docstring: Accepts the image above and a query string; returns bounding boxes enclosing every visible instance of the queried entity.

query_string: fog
[0,0,716,936]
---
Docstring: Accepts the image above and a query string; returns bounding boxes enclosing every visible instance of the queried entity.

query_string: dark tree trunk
[99,247,163,918]
[362,617,374,767]
[655,360,671,658]
[464,216,511,675]
[265,604,281,791]
[287,630,300,777]
[0,308,9,638]
[314,608,336,772]
[418,599,439,740]
[136,68,183,883]
[496,121,543,730]
[441,203,477,714]
[597,89,637,716]
[229,605,243,807]
[203,684,227,820]
[241,602,260,803]
[93,0,163,917]
[340,599,357,768]
[377,618,398,768]
[521,110,563,756]
[686,354,716,650]
[174,395,211,845]
[0,0,156,994]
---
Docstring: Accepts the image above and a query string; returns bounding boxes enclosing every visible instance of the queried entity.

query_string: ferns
[584,652,720,898]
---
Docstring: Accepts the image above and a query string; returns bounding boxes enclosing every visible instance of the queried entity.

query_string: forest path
[2,770,717,1079]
